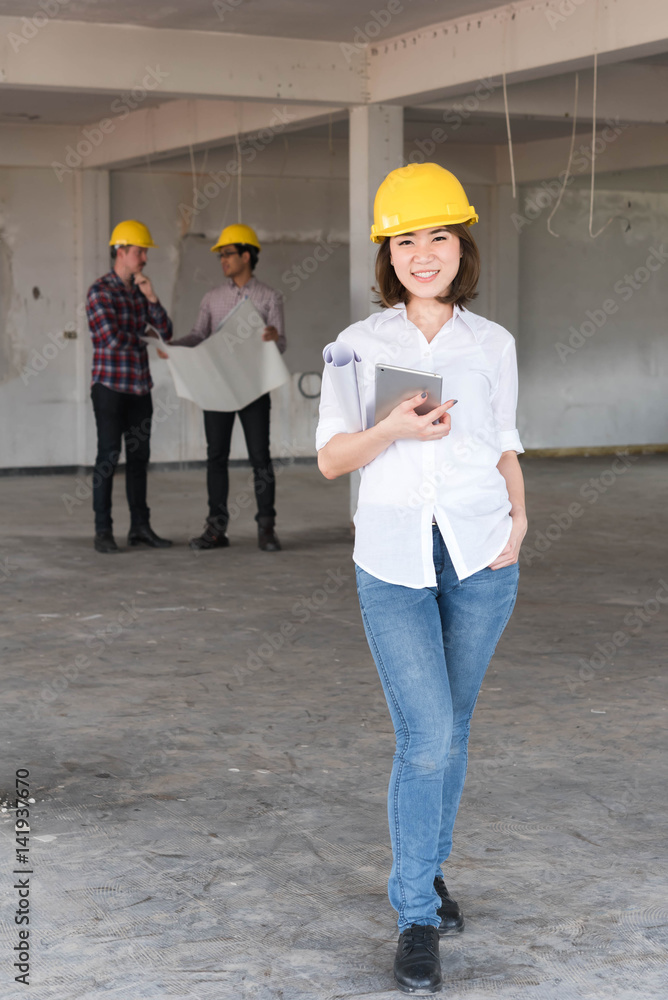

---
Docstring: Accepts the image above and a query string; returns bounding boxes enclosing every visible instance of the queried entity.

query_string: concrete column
[348,104,403,322]
[73,169,110,466]
[348,105,403,520]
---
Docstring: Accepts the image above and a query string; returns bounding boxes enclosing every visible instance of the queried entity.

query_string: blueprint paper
[322,341,368,433]
[155,298,290,412]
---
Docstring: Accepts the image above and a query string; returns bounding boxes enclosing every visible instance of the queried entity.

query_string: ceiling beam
[0,15,365,105]
[495,124,668,184]
[366,0,668,105]
[416,63,668,126]
[76,100,345,170]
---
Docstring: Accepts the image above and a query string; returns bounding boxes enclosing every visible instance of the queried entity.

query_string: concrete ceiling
[0,0,511,41]
[0,88,168,126]
[301,111,593,146]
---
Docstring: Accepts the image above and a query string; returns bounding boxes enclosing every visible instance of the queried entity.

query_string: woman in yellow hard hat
[316,163,527,994]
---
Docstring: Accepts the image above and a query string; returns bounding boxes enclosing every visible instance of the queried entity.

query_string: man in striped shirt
[86,220,173,554]
[168,223,285,552]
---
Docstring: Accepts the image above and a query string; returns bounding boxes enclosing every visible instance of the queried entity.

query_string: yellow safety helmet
[109,220,157,248]
[370,163,478,243]
[211,223,261,253]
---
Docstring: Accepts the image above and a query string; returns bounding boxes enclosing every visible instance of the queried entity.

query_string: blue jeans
[355,526,519,931]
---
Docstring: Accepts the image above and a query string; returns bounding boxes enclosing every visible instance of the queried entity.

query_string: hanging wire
[502,70,516,198]
[235,123,243,222]
[588,50,614,237]
[547,72,579,237]
[501,9,516,199]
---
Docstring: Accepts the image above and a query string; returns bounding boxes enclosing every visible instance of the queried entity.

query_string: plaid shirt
[87,271,173,395]
[171,276,285,353]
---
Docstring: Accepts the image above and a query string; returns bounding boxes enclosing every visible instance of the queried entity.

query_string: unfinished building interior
[1,1,667,998]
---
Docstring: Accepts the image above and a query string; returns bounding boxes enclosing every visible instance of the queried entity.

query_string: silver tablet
[374,363,443,425]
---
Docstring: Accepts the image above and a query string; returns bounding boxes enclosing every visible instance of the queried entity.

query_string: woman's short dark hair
[373,223,480,309]
[234,242,259,271]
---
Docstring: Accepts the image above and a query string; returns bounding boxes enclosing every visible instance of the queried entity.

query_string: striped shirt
[87,271,172,395]
[172,276,286,354]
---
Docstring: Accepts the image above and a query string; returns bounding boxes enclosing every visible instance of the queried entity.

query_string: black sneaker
[434,876,464,935]
[189,523,230,551]
[94,532,119,554]
[394,923,442,994]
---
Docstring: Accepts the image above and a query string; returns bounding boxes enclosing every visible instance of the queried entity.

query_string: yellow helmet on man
[370,163,478,243]
[211,224,261,253]
[109,220,157,248]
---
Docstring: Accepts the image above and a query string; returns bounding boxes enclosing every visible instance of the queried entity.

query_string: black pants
[91,382,153,533]
[203,393,276,531]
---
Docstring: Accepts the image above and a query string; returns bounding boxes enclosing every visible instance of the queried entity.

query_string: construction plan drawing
[322,341,369,433]
[156,298,290,412]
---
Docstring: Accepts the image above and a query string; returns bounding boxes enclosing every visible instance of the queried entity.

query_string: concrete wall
[0,167,81,468]
[517,168,668,449]
[0,136,666,471]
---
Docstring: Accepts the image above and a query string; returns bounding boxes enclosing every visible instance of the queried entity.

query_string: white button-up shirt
[316,304,524,588]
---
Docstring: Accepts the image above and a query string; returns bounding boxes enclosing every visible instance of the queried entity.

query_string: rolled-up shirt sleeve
[315,365,348,451]
[491,338,524,455]
[147,299,173,342]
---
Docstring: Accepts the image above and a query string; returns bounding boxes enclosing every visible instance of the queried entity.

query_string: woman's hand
[380,393,458,442]
[488,509,528,569]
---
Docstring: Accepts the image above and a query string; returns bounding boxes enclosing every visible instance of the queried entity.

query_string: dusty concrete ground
[0,455,667,1000]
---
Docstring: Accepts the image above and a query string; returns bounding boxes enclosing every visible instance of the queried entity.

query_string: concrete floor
[1,455,667,1000]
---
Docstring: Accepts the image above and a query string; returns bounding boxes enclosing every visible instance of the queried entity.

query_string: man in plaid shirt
[87,220,173,553]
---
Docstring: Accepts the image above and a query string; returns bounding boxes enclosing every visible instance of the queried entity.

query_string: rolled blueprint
[322,341,368,433]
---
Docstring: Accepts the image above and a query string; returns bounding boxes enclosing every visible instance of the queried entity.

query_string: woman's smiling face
[388,226,461,300]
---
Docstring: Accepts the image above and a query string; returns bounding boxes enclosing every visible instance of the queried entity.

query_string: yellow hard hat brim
[109,239,158,248]
[370,210,478,243]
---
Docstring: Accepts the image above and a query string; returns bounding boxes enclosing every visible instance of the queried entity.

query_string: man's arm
[87,287,133,350]
[264,290,286,354]
[169,294,212,347]
[134,273,173,342]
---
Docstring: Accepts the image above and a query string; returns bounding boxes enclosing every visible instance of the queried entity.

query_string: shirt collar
[228,275,257,293]
[106,270,139,295]
[377,302,482,342]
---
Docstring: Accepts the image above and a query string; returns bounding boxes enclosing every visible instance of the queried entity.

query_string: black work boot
[94,531,119,554]
[127,523,172,548]
[434,876,464,935]
[258,518,281,552]
[189,519,230,551]
[394,923,442,994]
